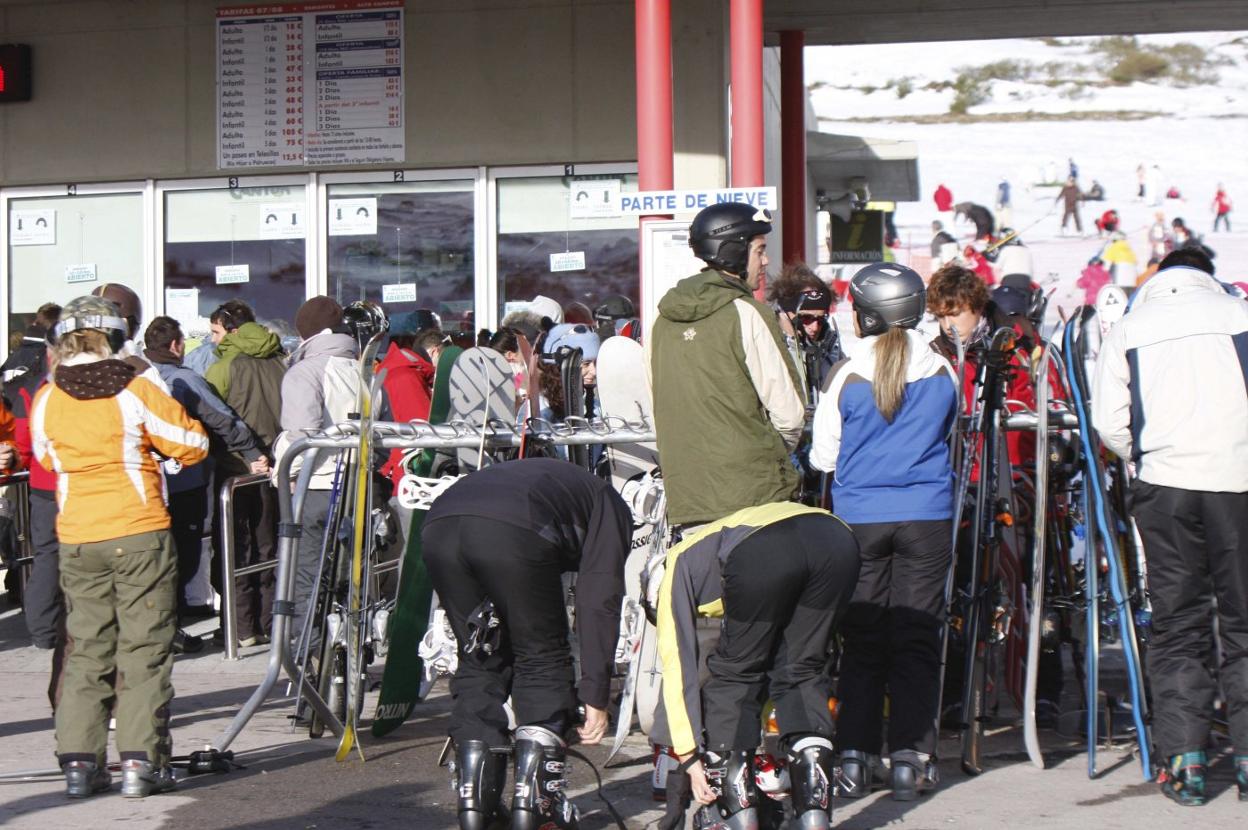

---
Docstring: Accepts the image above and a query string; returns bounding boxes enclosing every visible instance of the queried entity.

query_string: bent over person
[657,502,860,830]
[421,458,631,830]
[31,296,208,799]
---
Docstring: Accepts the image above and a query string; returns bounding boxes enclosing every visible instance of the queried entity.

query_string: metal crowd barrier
[0,472,33,592]
[214,416,656,753]
[219,473,278,661]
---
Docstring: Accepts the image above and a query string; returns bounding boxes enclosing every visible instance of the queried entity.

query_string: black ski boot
[1159,752,1207,807]
[511,726,578,830]
[453,740,506,830]
[693,750,760,830]
[836,750,880,799]
[890,749,936,802]
[788,738,835,830]
[1237,755,1248,802]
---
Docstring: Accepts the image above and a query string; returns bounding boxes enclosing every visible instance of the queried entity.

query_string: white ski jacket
[1092,266,1248,493]
[273,330,361,490]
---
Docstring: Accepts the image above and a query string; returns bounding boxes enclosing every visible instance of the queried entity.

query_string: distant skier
[954,201,995,241]
[933,183,954,214]
[421,458,631,830]
[1055,176,1083,235]
[930,221,959,270]
[1067,157,1079,181]
[1086,180,1105,201]
[1149,211,1171,259]
[1094,209,1120,238]
[995,178,1012,231]
[1212,184,1232,232]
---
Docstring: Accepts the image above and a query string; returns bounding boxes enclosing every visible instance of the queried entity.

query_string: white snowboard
[446,346,518,472]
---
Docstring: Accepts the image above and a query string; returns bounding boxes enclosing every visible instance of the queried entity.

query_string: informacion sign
[618,187,776,216]
[165,288,202,325]
[216,264,251,285]
[381,283,416,304]
[10,209,56,246]
[65,263,98,284]
[550,251,586,273]
[569,179,621,220]
[217,1,405,169]
[327,197,378,235]
[258,202,306,238]
[640,220,705,337]
[829,210,884,264]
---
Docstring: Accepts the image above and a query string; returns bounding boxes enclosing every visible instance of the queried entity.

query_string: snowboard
[596,336,665,760]
[447,346,516,472]
[1023,346,1052,769]
[1063,306,1152,780]
[336,318,389,762]
[371,345,463,737]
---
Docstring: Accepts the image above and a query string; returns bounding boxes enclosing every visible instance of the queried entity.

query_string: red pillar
[730,0,764,188]
[635,0,673,330]
[635,0,673,193]
[780,30,806,265]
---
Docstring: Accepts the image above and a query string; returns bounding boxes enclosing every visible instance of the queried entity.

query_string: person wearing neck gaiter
[31,296,207,799]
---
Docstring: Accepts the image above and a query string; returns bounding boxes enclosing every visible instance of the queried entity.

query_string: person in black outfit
[421,458,631,830]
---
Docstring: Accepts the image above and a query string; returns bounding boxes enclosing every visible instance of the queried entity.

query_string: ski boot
[62,759,111,798]
[120,759,177,798]
[452,740,507,830]
[890,749,936,802]
[836,749,881,799]
[1158,751,1207,807]
[511,726,578,830]
[1236,755,1248,802]
[694,749,760,830]
[788,738,835,830]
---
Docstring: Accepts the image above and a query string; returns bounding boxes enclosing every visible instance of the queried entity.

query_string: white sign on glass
[258,203,306,239]
[328,198,379,236]
[550,251,586,273]
[10,209,56,246]
[569,179,622,220]
[165,288,201,323]
[65,263,98,284]
[382,283,417,303]
[215,264,251,285]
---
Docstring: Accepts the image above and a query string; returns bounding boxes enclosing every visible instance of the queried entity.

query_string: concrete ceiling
[765,0,1248,45]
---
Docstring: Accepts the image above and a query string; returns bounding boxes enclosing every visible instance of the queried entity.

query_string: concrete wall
[0,0,652,186]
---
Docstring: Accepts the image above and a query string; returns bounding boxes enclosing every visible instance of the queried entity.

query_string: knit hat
[529,295,563,325]
[295,296,344,339]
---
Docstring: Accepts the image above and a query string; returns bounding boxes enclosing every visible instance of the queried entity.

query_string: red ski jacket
[378,346,436,492]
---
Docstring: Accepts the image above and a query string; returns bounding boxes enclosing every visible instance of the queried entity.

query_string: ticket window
[7,192,145,341]
[162,185,308,345]
[495,174,640,321]
[325,180,474,333]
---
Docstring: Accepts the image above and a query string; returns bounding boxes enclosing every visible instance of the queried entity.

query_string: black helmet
[688,202,772,277]
[992,283,1031,318]
[849,262,926,336]
[343,300,389,350]
[593,294,636,322]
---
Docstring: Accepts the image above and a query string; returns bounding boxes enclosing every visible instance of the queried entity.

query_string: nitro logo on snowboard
[683,327,697,341]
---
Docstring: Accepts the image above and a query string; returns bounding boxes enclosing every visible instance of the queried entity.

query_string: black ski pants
[423,515,576,747]
[1131,482,1248,757]
[24,490,62,649]
[836,520,952,757]
[703,514,861,753]
[168,486,208,621]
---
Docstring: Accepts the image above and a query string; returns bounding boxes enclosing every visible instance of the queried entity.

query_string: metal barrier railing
[213,415,657,753]
[0,472,33,592]
[219,473,278,661]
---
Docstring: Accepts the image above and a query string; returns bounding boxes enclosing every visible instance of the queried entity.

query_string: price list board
[217,1,404,169]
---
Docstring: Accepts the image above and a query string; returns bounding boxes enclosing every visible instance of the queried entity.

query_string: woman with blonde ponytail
[809,262,958,802]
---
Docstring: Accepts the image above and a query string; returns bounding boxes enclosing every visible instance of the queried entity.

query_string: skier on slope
[954,201,995,241]
[420,458,631,830]
[1092,247,1248,807]
[656,501,860,829]
[808,263,958,801]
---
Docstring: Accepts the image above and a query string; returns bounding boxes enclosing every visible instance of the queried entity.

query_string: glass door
[319,170,478,335]
[3,182,150,348]
[158,176,315,344]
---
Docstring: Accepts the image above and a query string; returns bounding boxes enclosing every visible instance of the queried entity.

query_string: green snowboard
[371,345,463,737]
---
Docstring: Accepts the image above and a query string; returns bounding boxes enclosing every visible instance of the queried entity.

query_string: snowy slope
[805,31,1248,316]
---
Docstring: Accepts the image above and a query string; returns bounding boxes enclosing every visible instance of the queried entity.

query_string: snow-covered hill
[807,32,1248,305]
